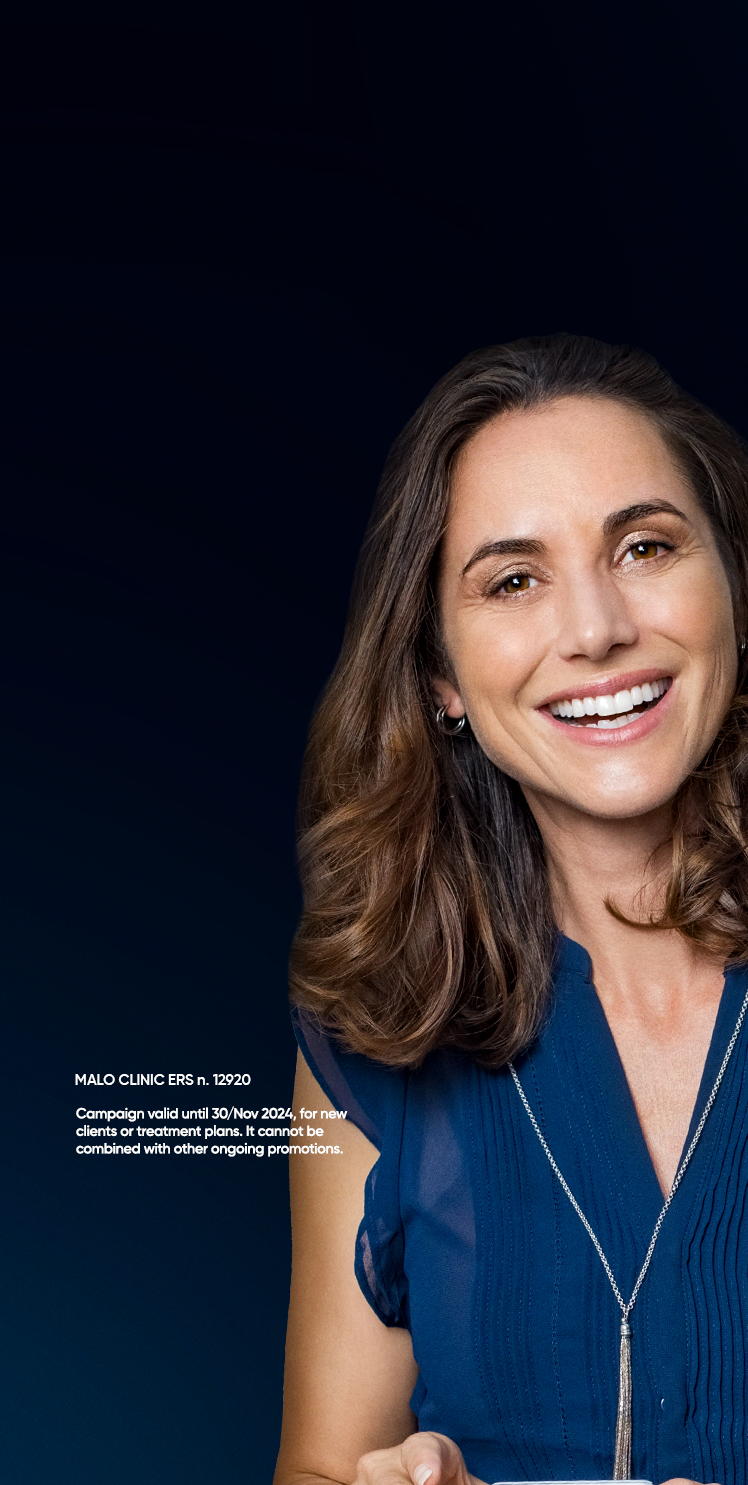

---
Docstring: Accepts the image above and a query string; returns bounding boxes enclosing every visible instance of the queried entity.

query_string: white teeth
[549,677,672,725]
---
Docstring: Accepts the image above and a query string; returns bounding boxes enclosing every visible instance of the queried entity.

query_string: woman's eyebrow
[461,501,692,577]
[602,500,691,535]
[461,536,545,577]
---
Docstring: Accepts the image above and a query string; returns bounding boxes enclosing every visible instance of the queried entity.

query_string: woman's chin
[522,774,680,826]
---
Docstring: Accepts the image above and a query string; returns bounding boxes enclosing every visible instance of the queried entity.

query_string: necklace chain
[508,978,748,1319]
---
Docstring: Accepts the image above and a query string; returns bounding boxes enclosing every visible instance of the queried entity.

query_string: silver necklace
[508,978,748,1481]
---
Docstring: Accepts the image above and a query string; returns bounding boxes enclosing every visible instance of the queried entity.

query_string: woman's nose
[555,569,639,663]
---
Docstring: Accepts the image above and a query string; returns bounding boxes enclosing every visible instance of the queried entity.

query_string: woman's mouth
[546,676,673,729]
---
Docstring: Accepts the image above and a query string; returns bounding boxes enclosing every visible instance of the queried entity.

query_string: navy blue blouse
[292,935,748,1485]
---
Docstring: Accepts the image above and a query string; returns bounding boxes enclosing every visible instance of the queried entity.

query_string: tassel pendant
[613,1317,632,1480]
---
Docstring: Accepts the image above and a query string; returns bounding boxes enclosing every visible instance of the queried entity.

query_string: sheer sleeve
[291,1004,409,1328]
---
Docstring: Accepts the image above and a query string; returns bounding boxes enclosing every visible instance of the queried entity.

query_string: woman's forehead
[446,396,697,543]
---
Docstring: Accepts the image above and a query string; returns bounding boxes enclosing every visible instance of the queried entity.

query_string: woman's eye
[495,572,537,595]
[621,540,669,564]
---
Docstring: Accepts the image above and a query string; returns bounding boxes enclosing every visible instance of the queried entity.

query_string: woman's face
[434,396,738,822]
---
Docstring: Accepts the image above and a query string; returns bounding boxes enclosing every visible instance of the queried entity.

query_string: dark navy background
[0,3,746,1481]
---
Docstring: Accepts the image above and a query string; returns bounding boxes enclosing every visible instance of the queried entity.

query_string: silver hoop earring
[741,639,746,654]
[436,705,466,735]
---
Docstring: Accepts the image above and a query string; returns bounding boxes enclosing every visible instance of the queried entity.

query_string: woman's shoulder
[291,1004,410,1151]
[290,941,595,1156]
[290,940,589,1141]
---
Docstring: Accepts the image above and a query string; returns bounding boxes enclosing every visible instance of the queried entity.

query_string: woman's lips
[538,675,675,745]
[549,676,672,724]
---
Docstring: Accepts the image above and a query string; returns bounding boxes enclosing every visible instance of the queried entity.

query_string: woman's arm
[274,1052,485,1483]
[273,1049,420,1483]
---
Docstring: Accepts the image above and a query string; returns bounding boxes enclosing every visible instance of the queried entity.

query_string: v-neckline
[556,932,744,1226]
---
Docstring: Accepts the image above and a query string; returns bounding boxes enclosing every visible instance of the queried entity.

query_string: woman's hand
[354,1462,717,1485]
[353,1431,486,1485]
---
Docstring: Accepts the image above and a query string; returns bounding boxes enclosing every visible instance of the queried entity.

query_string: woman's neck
[523,787,721,1005]
[523,788,730,1196]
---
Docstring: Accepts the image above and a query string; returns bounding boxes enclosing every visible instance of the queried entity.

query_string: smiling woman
[434,396,738,826]
[274,337,748,1485]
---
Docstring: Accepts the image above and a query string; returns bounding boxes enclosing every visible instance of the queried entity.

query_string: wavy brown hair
[289,334,748,1069]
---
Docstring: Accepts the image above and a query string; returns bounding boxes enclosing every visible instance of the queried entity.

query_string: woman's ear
[431,677,467,720]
